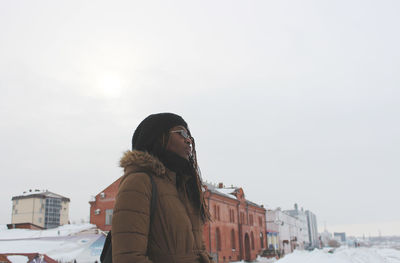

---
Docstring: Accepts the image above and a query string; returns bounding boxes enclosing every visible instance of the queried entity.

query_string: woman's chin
[180,153,190,160]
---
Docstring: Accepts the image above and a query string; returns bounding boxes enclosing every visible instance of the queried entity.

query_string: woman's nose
[185,137,192,144]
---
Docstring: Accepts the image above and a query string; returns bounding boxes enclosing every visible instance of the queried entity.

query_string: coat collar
[120,150,179,184]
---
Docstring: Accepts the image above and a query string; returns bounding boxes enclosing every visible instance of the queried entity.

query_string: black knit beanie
[131,113,188,158]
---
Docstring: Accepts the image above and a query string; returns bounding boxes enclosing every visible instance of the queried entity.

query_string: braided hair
[186,135,211,222]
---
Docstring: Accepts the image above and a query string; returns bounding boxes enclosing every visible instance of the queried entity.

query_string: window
[249,214,253,226]
[260,232,264,248]
[240,212,245,224]
[250,232,255,250]
[229,209,235,223]
[44,198,62,229]
[214,205,217,220]
[231,229,236,250]
[213,205,220,221]
[105,209,113,225]
[39,218,42,223]
[259,216,262,227]
[15,209,18,214]
[216,228,221,251]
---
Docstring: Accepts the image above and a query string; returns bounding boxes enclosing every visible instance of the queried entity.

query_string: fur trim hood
[119,150,166,177]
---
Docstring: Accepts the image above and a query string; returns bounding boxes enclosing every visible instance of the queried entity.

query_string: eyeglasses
[170,129,192,140]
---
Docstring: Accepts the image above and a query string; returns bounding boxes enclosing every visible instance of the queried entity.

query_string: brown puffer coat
[112,150,214,263]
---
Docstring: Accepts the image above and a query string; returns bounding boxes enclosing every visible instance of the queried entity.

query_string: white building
[305,210,319,248]
[284,204,310,249]
[11,189,70,229]
[266,210,279,250]
[266,208,303,255]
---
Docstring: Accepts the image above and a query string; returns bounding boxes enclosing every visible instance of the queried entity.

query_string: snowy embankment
[0,224,104,262]
[0,223,95,240]
[245,247,400,263]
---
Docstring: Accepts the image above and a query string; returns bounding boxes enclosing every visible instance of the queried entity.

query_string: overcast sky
[1,0,399,237]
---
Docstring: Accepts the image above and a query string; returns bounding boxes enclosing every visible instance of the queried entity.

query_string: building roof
[204,182,265,209]
[7,222,45,230]
[12,190,70,202]
[245,199,264,208]
[204,182,239,200]
[0,253,58,263]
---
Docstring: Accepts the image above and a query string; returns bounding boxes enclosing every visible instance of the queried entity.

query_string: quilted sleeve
[112,172,153,263]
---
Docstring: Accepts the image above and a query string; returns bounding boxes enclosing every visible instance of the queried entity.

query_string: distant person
[112,113,213,263]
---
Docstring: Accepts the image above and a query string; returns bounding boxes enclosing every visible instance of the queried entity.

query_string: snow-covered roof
[204,182,238,200]
[12,190,70,202]
[0,224,96,240]
[204,182,264,209]
[6,255,29,263]
[245,199,264,208]
[215,188,237,197]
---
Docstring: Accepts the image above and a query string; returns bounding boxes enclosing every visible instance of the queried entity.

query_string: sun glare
[97,73,122,98]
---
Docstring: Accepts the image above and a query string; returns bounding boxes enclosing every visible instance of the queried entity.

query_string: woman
[112,113,213,263]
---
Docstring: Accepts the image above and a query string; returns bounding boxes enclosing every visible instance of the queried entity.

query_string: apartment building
[11,189,70,229]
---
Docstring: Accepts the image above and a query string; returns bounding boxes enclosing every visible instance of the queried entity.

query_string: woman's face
[166,125,192,160]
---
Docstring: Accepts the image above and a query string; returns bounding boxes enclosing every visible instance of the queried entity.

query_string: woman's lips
[185,147,192,155]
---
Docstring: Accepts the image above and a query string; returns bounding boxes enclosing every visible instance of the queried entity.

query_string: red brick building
[89,177,121,231]
[203,183,266,262]
[6,223,44,230]
[90,180,267,262]
[0,253,57,263]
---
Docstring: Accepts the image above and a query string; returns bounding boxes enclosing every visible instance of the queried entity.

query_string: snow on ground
[236,247,400,263]
[375,248,400,263]
[2,225,400,263]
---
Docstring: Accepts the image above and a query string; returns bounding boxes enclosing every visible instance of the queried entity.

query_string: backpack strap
[100,172,158,263]
[146,173,157,255]
[100,231,112,262]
